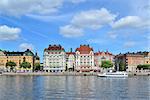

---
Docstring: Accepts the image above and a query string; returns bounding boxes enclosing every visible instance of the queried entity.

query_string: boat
[97,71,128,77]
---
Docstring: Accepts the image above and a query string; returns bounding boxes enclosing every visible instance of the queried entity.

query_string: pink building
[94,51,114,68]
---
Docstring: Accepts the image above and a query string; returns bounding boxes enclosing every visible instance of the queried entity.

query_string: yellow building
[0,49,40,72]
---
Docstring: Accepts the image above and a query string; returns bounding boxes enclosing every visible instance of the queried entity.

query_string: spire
[70,48,72,52]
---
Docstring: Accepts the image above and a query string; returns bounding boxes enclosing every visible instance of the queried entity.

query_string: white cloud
[0,0,63,16]
[0,0,86,16]
[71,8,117,29]
[68,0,86,4]
[60,8,117,37]
[19,43,34,51]
[87,38,105,44]
[123,41,136,48]
[112,16,150,29]
[0,25,21,40]
[60,25,83,37]
[108,32,118,39]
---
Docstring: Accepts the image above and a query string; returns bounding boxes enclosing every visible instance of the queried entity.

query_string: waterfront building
[34,52,40,64]
[0,49,39,72]
[75,45,95,72]
[144,52,150,64]
[66,49,76,71]
[43,45,66,72]
[115,52,145,72]
[94,51,114,68]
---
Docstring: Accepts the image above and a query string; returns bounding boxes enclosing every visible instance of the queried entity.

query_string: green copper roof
[24,49,34,56]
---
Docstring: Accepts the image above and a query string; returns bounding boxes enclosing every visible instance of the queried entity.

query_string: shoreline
[1,72,98,76]
[1,72,150,76]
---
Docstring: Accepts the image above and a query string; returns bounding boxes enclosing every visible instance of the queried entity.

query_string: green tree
[6,61,16,72]
[34,63,41,71]
[119,61,125,71]
[20,61,31,69]
[101,60,113,69]
[137,64,150,70]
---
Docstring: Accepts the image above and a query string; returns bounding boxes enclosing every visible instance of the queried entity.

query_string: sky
[0,0,150,62]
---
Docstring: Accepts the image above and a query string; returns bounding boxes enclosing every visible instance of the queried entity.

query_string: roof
[76,45,93,54]
[94,51,113,56]
[4,49,34,56]
[66,52,75,55]
[45,44,65,51]
[116,51,150,57]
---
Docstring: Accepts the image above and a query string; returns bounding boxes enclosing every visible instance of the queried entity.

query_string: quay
[1,72,98,76]
[1,72,150,76]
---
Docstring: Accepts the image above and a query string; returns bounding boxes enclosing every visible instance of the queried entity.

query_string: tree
[20,61,31,69]
[119,61,125,71]
[34,63,41,71]
[101,60,113,69]
[137,64,150,70]
[6,61,16,72]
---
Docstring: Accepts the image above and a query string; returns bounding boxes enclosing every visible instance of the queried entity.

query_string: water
[0,76,149,100]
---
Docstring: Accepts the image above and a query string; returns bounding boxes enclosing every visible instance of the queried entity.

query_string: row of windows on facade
[46,55,94,58]
[46,58,93,60]
[47,61,93,64]
[47,52,63,54]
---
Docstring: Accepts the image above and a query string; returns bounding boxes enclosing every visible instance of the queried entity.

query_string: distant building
[75,45,95,72]
[115,52,145,72]
[43,45,66,72]
[0,49,39,72]
[144,52,150,64]
[66,49,76,71]
[34,52,40,64]
[94,51,114,68]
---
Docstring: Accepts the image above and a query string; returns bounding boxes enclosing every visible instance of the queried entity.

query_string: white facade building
[75,45,95,72]
[66,51,76,71]
[43,45,66,72]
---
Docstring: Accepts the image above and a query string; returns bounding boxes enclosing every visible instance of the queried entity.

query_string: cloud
[0,0,63,16]
[60,8,117,37]
[0,0,86,17]
[19,43,34,50]
[123,41,136,48]
[112,16,150,29]
[71,8,116,29]
[0,25,21,40]
[26,13,73,22]
[87,39,105,44]
[60,25,83,37]
[68,0,86,4]
[107,32,118,39]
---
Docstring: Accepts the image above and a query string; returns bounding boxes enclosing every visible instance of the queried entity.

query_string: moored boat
[97,71,128,77]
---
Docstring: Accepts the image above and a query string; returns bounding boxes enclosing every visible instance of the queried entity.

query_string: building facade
[75,45,95,72]
[144,52,150,64]
[0,49,39,72]
[115,53,145,72]
[43,44,115,73]
[66,50,76,71]
[43,45,66,72]
[94,51,114,68]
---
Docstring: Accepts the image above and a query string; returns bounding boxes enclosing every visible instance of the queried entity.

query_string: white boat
[97,71,128,77]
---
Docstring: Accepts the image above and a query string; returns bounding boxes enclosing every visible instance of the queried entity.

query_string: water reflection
[0,76,149,100]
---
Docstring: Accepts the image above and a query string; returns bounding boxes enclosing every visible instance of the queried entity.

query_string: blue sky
[0,0,149,61]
